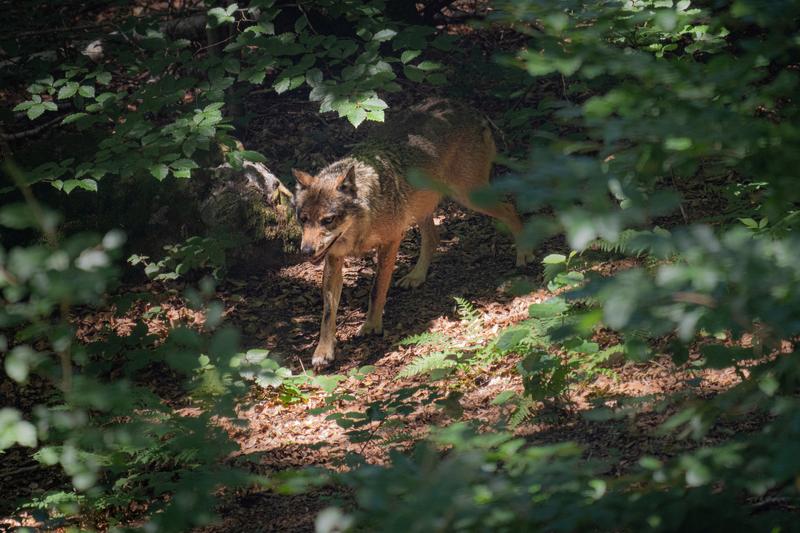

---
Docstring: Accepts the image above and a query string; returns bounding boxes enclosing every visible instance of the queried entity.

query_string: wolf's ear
[292,168,314,189]
[335,165,357,196]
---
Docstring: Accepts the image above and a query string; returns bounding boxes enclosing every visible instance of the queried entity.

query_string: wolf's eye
[320,215,336,226]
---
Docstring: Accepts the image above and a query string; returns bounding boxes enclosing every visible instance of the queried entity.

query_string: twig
[359,417,387,455]
[671,170,689,223]
[672,291,716,308]
[296,4,318,35]
[0,265,19,286]
[482,113,507,152]
[195,34,235,55]
[10,23,112,39]
[0,115,64,141]
[750,496,791,510]
[0,464,42,479]
[561,75,571,103]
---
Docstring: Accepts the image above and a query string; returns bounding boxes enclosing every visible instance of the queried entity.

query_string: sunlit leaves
[0,409,37,449]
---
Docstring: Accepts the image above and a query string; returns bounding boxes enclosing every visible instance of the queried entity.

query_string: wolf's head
[292,165,360,265]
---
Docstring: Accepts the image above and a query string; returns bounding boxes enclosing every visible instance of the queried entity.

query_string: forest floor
[2,197,753,532]
[196,209,750,532]
[65,204,749,532]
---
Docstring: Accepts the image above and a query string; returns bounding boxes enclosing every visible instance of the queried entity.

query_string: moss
[200,177,300,260]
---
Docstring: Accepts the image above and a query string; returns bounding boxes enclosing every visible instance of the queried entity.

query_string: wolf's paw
[312,344,335,370]
[396,270,426,289]
[515,248,535,267]
[357,319,383,336]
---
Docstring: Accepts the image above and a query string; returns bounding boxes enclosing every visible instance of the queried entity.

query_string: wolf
[292,98,533,369]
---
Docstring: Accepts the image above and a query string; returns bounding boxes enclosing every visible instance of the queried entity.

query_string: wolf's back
[349,98,495,210]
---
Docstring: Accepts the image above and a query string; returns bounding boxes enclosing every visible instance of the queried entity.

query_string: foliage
[1,162,257,529]
[6,0,450,193]
[129,235,232,281]
[397,296,484,379]
[493,281,624,426]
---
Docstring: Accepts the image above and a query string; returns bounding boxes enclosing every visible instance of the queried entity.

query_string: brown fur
[292,98,533,369]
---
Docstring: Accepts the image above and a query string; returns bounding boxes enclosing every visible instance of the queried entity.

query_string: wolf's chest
[346,213,414,256]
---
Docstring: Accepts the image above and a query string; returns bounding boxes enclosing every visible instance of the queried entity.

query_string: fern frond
[592,229,641,255]
[543,262,565,283]
[455,296,483,338]
[591,227,673,257]
[398,352,457,378]
[508,397,536,429]
[454,296,480,324]
[398,331,449,347]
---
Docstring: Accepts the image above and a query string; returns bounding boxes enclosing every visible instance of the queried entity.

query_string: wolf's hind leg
[455,195,534,266]
[397,216,439,289]
[359,238,401,335]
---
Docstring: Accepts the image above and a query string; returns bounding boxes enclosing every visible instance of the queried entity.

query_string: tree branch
[0,115,65,141]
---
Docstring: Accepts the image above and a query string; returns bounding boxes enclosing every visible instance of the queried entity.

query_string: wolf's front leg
[313,254,344,369]
[359,239,401,336]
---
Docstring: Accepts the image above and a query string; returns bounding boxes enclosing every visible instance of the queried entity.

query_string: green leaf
[240,150,267,163]
[58,82,79,99]
[403,65,425,82]
[496,326,530,351]
[95,71,112,85]
[372,29,398,42]
[0,203,38,229]
[0,409,37,450]
[347,107,368,128]
[78,85,96,98]
[62,178,98,193]
[529,298,569,318]
[738,217,758,229]
[665,137,692,151]
[62,180,80,194]
[306,68,323,87]
[542,253,567,265]
[366,109,385,122]
[400,50,421,64]
[431,34,456,51]
[492,390,518,405]
[360,96,388,110]
[208,6,235,26]
[5,346,40,383]
[62,112,88,124]
[78,178,98,192]
[223,57,241,74]
[171,159,199,170]
[149,164,169,181]
[416,60,441,71]
[273,77,291,94]
[27,104,46,120]
[313,374,345,394]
